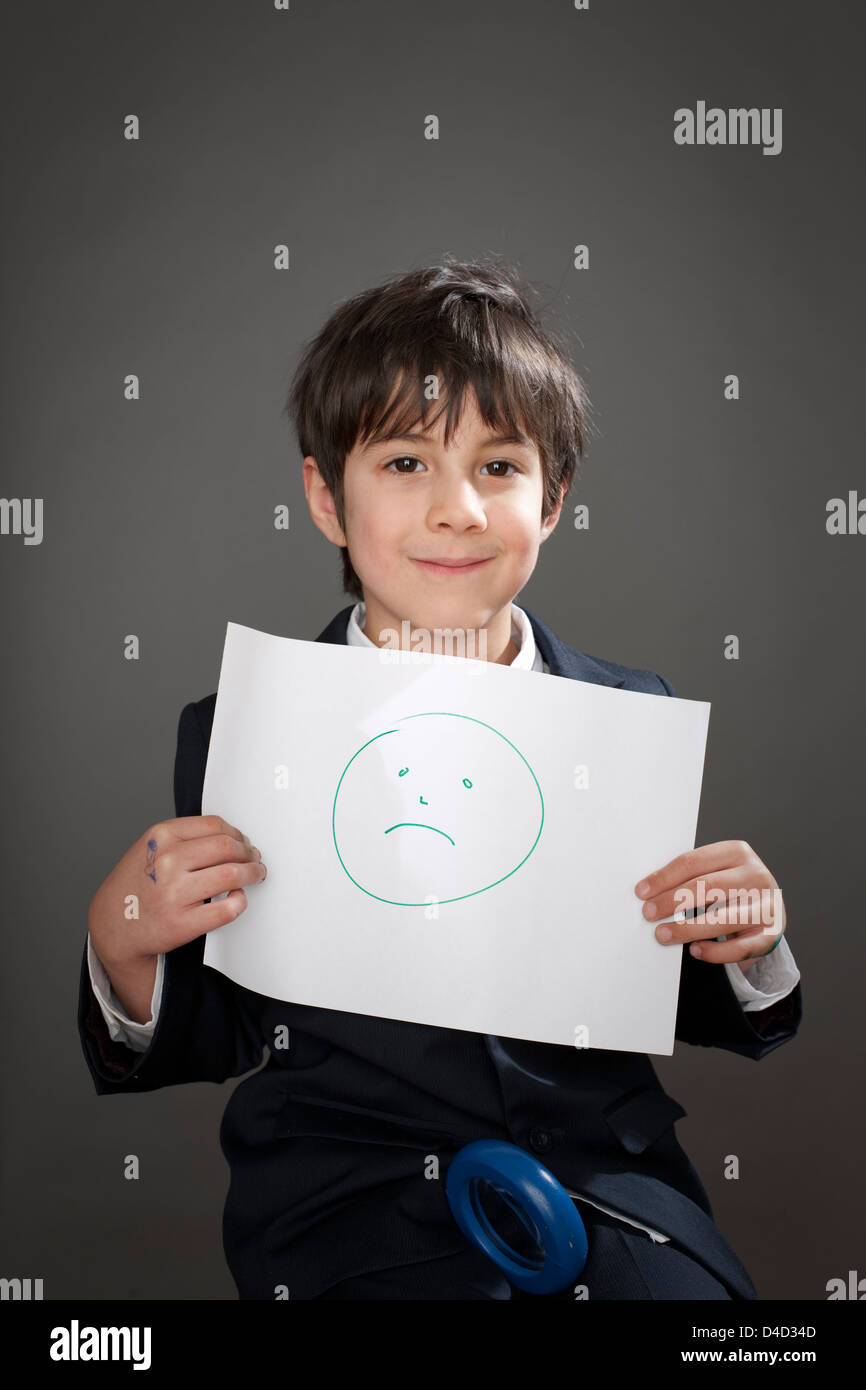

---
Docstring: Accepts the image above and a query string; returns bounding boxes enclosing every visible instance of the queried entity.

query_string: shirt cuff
[87,933,165,1052]
[724,934,800,1011]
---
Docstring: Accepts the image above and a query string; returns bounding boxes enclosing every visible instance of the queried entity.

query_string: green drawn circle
[331,712,544,907]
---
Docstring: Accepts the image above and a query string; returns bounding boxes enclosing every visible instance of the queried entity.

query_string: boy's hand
[634,841,786,973]
[88,814,267,979]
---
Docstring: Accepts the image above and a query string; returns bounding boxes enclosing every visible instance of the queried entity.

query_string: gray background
[1,0,862,1299]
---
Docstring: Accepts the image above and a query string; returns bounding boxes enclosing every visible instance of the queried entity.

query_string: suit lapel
[521,606,625,687]
[314,604,355,648]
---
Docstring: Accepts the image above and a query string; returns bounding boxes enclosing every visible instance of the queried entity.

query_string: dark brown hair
[285,255,593,600]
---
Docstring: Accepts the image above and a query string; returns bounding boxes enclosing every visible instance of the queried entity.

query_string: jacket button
[528,1127,553,1154]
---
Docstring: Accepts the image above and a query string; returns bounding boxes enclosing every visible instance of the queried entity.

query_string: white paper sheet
[201,621,710,1054]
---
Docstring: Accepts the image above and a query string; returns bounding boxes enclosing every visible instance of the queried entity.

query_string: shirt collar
[346,601,549,673]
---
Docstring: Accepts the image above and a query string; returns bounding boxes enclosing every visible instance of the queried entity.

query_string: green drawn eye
[398,767,409,777]
[463,778,472,788]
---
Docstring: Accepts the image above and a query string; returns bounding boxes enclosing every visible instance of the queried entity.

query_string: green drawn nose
[419,796,428,805]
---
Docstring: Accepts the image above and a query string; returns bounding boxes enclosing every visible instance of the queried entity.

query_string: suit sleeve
[655,673,803,1060]
[77,700,266,1094]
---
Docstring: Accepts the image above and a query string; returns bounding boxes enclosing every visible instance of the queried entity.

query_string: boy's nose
[419,795,428,805]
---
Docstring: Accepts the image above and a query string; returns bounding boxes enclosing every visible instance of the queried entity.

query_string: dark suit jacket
[78,604,802,1299]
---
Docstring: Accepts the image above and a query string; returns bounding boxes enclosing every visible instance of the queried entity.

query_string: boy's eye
[386,456,424,474]
[384,457,519,476]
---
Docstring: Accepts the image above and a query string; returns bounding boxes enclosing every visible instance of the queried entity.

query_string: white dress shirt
[87,600,800,1051]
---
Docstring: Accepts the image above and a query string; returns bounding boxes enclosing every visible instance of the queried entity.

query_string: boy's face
[304,387,565,661]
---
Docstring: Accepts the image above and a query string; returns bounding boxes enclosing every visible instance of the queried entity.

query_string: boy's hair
[286,255,593,601]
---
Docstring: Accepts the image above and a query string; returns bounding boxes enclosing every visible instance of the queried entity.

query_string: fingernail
[643,903,656,919]
[635,880,650,897]
[656,926,672,942]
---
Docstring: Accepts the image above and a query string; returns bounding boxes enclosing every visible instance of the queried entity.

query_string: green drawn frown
[331,712,544,906]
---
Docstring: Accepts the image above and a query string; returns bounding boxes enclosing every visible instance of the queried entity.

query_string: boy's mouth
[411,556,493,577]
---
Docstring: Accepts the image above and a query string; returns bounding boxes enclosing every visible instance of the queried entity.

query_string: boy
[80,258,802,1300]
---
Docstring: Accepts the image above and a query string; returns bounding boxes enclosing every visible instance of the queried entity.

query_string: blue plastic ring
[446,1139,588,1294]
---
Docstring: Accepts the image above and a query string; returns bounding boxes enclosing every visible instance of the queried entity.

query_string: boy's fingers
[173,834,263,875]
[634,841,756,901]
[688,928,784,965]
[653,910,782,946]
[158,815,251,845]
[180,858,267,909]
[639,865,777,926]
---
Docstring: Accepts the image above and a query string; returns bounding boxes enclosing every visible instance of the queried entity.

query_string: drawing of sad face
[331,712,544,906]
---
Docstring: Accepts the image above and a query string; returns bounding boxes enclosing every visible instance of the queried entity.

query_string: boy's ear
[539,479,568,543]
[303,456,347,548]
